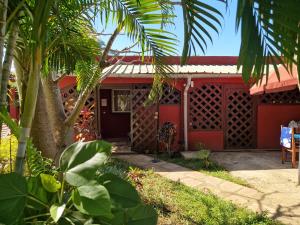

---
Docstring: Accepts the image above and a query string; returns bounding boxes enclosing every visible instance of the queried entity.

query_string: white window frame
[111,89,131,113]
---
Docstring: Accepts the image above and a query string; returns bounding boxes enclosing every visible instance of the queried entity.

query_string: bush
[0,140,158,225]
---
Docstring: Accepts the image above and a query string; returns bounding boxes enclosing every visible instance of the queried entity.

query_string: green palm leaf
[180,0,224,65]
[236,0,300,83]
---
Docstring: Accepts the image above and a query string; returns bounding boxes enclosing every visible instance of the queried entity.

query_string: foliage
[195,142,206,151]
[0,140,157,225]
[197,149,211,168]
[0,135,17,174]
[158,122,177,157]
[180,0,224,64]
[102,159,281,225]
[195,143,211,168]
[0,111,20,138]
[26,140,56,176]
[159,154,251,187]
[236,1,300,82]
[74,107,97,142]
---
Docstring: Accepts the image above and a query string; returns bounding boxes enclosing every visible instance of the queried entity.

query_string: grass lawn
[102,159,281,225]
[0,136,17,173]
[158,153,251,187]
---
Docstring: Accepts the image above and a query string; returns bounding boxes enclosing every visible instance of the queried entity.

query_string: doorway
[99,89,131,141]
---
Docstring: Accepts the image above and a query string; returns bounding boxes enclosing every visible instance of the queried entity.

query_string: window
[112,89,131,113]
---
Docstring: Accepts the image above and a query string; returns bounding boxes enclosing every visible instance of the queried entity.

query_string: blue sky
[94,1,241,56]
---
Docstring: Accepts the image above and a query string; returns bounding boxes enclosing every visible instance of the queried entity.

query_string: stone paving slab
[115,154,300,225]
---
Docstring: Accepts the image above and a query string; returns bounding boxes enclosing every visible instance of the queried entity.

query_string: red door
[99,89,131,139]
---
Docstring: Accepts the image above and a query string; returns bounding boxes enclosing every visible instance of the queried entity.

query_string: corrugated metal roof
[103,64,242,78]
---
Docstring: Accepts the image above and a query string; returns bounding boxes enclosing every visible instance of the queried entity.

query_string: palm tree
[12,0,181,173]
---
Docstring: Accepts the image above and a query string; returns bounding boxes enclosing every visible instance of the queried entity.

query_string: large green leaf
[127,204,158,225]
[0,173,27,225]
[27,176,48,210]
[50,204,66,222]
[99,204,158,225]
[40,173,61,192]
[98,173,141,208]
[72,183,112,218]
[60,140,111,186]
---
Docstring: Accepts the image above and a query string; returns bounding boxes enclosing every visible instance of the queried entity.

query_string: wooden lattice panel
[61,85,96,140]
[131,89,158,152]
[160,85,181,105]
[189,84,223,130]
[225,88,256,149]
[260,89,300,104]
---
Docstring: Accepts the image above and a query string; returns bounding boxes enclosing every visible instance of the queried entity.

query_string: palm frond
[236,0,300,83]
[99,0,177,76]
[180,0,224,65]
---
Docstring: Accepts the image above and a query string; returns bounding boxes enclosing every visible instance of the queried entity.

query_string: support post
[183,76,192,151]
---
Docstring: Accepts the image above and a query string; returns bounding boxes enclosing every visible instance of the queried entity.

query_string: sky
[94,1,241,56]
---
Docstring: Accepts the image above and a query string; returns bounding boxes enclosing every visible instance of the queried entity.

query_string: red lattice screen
[61,85,96,141]
[131,88,158,152]
[225,88,256,149]
[160,85,181,105]
[260,89,300,104]
[189,84,223,130]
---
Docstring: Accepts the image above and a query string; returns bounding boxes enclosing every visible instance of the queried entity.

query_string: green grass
[104,159,281,225]
[0,136,17,173]
[158,153,251,187]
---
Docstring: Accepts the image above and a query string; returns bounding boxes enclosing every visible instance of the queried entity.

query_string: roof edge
[107,56,239,65]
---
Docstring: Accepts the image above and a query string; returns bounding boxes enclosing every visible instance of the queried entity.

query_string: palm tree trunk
[0,0,8,84]
[15,46,41,174]
[0,0,8,142]
[31,81,57,159]
[0,22,19,110]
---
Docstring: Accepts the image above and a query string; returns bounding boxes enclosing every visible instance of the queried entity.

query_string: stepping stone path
[115,154,300,225]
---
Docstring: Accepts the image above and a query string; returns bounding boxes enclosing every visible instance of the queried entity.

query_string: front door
[225,87,256,149]
[99,89,131,139]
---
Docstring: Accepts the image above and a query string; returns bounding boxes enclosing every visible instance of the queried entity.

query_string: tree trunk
[41,74,67,149]
[31,81,57,159]
[0,0,8,141]
[0,0,8,85]
[15,46,41,174]
[0,21,19,110]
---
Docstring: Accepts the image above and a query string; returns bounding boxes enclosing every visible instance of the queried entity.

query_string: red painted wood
[9,88,18,120]
[159,105,181,151]
[188,131,224,150]
[257,105,300,149]
[58,76,76,88]
[99,89,130,139]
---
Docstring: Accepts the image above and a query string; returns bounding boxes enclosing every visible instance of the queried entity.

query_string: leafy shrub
[0,140,158,225]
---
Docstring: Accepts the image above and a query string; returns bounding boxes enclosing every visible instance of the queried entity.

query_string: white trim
[111,89,131,113]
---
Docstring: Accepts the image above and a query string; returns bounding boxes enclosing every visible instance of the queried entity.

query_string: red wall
[159,105,181,151]
[188,131,224,150]
[58,76,76,88]
[257,104,300,149]
[9,89,18,120]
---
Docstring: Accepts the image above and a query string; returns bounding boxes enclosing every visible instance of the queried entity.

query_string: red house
[58,56,300,152]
